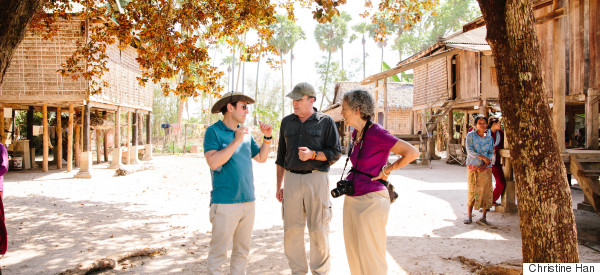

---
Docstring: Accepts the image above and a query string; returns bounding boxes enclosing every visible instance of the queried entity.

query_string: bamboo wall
[0,18,153,111]
[413,57,448,109]
[387,109,412,134]
[89,36,153,111]
[0,19,87,101]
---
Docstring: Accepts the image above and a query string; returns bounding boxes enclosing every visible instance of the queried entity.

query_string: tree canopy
[1,0,437,99]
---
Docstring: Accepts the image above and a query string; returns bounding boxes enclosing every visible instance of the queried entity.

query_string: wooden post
[374,80,380,124]
[586,88,599,149]
[103,111,108,162]
[132,111,138,146]
[42,104,48,172]
[56,107,62,169]
[183,124,187,154]
[83,104,90,152]
[67,104,74,171]
[0,107,4,144]
[95,111,101,164]
[74,119,80,167]
[109,108,122,168]
[127,111,131,165]
[409,110,415,135]
[447,109,454,157]
[115,108,121,151]
[383,78,388,129]
[553,0,566,153]
[146,113,151,145]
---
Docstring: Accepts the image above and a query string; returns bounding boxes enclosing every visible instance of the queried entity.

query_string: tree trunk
[280,54,285,116]
[476,0,579,262]
[0,0,42,83]
[176,97,185,141]
[362,37,366,79]
[319,51,332,110]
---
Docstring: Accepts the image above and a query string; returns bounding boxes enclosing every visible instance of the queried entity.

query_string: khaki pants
[283,171,332,275]
[343,190,390,275]
[207,201,255,275]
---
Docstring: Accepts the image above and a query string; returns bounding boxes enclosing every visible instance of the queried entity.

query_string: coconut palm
[314,12,350,109]
[368,16,397,72]
[268,14,306,117]
[351,22,371,79]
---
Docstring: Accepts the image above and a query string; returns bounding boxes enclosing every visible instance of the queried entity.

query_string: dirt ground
[1,154,599,274]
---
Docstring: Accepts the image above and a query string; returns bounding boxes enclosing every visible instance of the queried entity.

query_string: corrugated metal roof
[442,26,491,52]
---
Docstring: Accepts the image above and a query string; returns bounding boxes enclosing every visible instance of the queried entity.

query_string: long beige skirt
[467,167,493,210]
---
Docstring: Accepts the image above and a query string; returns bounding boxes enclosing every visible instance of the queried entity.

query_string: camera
[331,180,354,198]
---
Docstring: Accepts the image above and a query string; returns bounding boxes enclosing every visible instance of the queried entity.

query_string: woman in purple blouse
[340,89,419,275]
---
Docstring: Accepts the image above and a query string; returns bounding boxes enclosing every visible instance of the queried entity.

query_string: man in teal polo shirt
[204,91,272,275]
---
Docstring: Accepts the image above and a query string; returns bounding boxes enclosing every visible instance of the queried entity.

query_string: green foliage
[269,14,306,56]
[393,0,481,59]
[151,87,179,137]
[314,56,359,108]
[382,61,401,82]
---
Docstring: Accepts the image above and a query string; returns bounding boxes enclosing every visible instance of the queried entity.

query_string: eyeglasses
[239,104,248,110]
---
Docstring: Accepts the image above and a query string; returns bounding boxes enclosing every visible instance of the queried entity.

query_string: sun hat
[211,91,255,114]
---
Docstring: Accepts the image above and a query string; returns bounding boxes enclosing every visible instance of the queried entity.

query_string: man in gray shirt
[276,82,341,275]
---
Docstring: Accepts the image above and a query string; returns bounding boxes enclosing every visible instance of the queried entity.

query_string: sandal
[463,218,472,224]
[477,217,490,226]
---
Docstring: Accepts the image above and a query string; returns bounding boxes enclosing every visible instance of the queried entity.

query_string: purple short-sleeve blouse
[345,123,398,196]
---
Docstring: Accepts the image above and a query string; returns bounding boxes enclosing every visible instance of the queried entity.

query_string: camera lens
[331,189,341,198]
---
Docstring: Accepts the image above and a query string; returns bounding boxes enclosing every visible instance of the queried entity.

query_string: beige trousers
[207,201,255,275]
[343,190,390,275]
[283,171,332,275]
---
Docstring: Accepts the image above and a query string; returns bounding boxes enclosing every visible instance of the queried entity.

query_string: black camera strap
[340,120,372,184]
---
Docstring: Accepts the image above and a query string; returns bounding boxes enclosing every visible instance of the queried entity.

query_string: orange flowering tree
[1,0,437,98]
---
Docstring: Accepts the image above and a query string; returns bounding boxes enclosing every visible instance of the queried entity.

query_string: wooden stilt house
[361,0,600,215]
[0,16,154,177]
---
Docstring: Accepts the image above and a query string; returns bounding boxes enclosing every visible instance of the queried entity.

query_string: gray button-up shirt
[276,109,341,172]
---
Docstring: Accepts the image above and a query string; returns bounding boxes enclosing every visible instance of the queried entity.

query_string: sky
[189,1,407,116]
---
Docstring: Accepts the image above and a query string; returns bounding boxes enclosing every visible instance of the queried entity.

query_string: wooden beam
[535,8,565,25]
[42,104,48,172]
[362,49,459,85]
[586,89,599,149]
[553,1,566,153]
[67,104,74,172]
[533,0,554,10]
[57,107,63,169]
[570,155,600,214]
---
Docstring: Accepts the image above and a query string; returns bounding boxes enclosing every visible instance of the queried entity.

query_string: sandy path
[1,154,599,274]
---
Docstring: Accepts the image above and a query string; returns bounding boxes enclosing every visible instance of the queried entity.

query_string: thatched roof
[323,81,413,122]
[326,81,413,110]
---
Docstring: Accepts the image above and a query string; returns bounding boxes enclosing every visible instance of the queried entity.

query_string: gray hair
[343,89,374,121]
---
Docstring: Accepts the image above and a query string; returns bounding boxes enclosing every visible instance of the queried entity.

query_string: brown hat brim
[211,93,255,114]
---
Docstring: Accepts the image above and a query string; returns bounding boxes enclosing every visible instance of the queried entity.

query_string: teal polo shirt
[203,120,260,204]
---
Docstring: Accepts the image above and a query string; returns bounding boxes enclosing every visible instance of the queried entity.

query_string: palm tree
[314,13,349,110]
[368,17,397,72]
[351,22,371,79]
[269,14,306,117]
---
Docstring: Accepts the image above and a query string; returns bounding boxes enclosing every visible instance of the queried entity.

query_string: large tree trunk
[0,0,42,83]
[477,0,579,262]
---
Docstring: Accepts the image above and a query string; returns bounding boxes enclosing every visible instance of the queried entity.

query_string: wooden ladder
[570,154,600,215]
[425,100,455,134]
